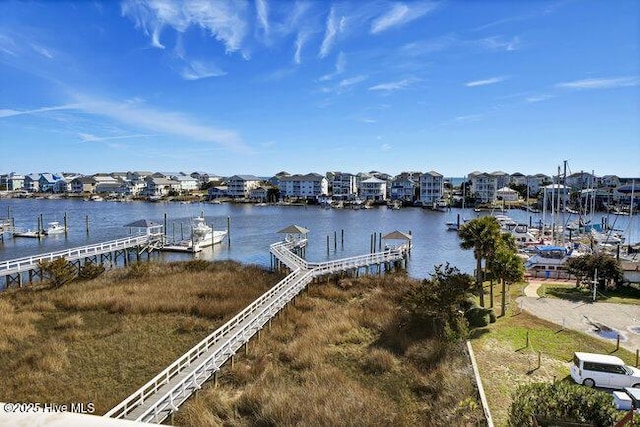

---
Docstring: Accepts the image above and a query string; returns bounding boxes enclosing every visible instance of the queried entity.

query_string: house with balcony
[174,175,199,193]
[208,186,228,200]
[469,171,510,203]
[227,175,262,198]
[54,174,83,193]
[278,173,328,200]
[249,186,268,201]
[0,172,25,191]
[38,173,64,192]
[419,171,444,205]
[144,177,181,197]
[510,172,527,186]
[496,186,519,202]
[331,172,358,200]
[565,171,595,190]
[390,172,420,202]
[359,177,387,201]
[24,173,41,192]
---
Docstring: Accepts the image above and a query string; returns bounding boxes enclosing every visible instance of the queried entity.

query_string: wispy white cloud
[121,0,249,54]
[526,94,554,103]
[400,35,457,56]
[0,104,80,118]
[476,35,521,51]
[78,132,155,142]
[380,143,391,151]
[293,31,310,65]
[0,34,19,56]
[30,43,54,59]
[556,76,640,90]
[465,76,508,87]
[319,51,346,81]
[319,6,345,58]
[370,2,437,34]
[339,75,367,88]
[453,114,483,123]
[180,60,226,80]
[368,78,417,92]
[255,0,270,37]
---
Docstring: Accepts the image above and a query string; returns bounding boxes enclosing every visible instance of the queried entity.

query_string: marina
[0,198,638,287]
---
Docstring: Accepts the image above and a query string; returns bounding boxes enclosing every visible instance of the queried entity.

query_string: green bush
[38,258,76,288]
[465,306,491,328]
[488,310,497,323]
[508,381,617,427]
[78,261,105,281]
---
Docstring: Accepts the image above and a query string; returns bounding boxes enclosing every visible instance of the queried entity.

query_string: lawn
[471,280,637,426]
[541,281,640,305]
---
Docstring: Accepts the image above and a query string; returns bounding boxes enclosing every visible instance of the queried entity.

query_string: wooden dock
[0,227,164,288]
[105,236,410,424]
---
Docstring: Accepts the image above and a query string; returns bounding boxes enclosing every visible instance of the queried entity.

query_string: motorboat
[45,221,67,235]
[162,215,227,253]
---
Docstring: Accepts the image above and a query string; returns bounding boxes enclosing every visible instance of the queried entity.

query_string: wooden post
[537,351,541,369]
[616,334,620,351]
[526,330,530,348]
[180,223,184,240]
[341,229,344,249]
[379,232,382,251]
[636,349,639,367]
[85,215,89,235]
[227,216,231,247]
[334,230,337,251]
[326,235,330,255]
[63,212,68,236]
[164,213,167,237]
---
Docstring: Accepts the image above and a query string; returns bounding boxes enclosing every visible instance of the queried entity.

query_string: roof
[361,177,386,183]
[277,224,310,234]
[382,230,412,240]
[124,219,160,228]
[230,174,261,181]
[535,245,567,252]
[574,352,624,365]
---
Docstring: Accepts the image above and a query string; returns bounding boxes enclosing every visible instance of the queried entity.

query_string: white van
[570,352,640,389]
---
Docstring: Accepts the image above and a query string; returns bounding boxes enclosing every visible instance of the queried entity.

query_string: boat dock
[0,226,164,288]
[105,229,411,424]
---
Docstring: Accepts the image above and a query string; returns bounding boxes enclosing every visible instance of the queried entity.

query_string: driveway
[518,281,640,353]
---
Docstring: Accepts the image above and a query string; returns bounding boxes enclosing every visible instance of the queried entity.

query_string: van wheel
[633,383,640,388]
[582,378,595,388]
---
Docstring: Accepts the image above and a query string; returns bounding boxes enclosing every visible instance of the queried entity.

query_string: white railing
[105,265,310,421]
[0,234,149,275]
[107,238,408,423]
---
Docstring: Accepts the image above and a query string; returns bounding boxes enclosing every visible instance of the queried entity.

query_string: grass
[0,260,283,414]
[174,273,485,427]
[472,280,638,426]
[541,281,640,305]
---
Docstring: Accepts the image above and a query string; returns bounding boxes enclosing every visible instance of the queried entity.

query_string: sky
[0,0,639,178]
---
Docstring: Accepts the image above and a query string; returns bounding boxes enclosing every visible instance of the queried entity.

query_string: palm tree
[486,233,518,308]
[489,242,524,317]
[458,216,501,307]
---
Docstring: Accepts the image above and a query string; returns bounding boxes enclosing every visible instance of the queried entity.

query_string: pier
[0,225,164,288]
[105,228,411,424]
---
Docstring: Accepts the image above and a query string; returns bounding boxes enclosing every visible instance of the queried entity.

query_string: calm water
[1,199,639,279]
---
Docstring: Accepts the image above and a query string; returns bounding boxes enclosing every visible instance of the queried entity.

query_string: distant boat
[44,221,67,235]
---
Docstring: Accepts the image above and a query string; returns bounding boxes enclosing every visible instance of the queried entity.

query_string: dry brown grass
[174,273,484,427]
[0,260,282,414]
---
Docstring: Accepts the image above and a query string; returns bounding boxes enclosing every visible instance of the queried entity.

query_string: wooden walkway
[106,238,410,424]
[0,229,164,287]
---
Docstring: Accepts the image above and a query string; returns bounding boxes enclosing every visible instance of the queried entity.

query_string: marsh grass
[175,273,484,427]
[0,260,282,414]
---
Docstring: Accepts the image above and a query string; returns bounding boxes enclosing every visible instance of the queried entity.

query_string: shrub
[125,262,150,280]
[465,306,492,328]
[38,258,76,288]
[508,381,617,427]
[182,259,211,272]
[78,262,105,281]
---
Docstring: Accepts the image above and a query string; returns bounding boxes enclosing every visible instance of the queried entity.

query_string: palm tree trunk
[476,257,484,307]
[489,277,494,308]
[501,279,506,317]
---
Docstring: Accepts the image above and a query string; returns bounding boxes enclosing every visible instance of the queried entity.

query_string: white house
[390,173,419,202]
[359,177,387,201]
[1,172,25,191]
[174,175,199,193]
[496,186,519,202]
[279,173,328,200]
[419,171,444,205]
[331,172,358,200]
[144,177,180,197]
[227,175,262,198]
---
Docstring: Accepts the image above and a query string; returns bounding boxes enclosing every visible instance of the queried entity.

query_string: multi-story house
[144,177,181,197]
[599,175,620,188]
[359,177,387,201]
[174,175,199,193]
[419,171,444,205]
[0,172,25,191]
[279,173,329,200]
[38,173,63,192]
[565,172,595,190]
[510,172,527,186]
[331,172,358,200]
[468,171,508,203]
[390,172,420,202]
[227,175,262,198]
[24,173,41,192]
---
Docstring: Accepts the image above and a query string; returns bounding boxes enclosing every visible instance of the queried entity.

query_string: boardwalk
[0,227,164,288]
[106,237,410,424]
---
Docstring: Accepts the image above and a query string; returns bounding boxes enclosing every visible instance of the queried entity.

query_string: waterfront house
[54,174,82,193]
[208,186,228,199]
[390,172,420,202]
[278,173,329,200]
[565,171,595,190]
[227,175,262,198]
[249,186,268,201]
[540,184,569,209]
[24,173,41,192]
[0,172,25,191]
[331,172,358,200]
[71,176,98,193]
[510,172,527,186]
[174,175,199,193]
[144,177,180,197]
[190,172,221,188]
[359,177,387,201]
[496,186,519,202]
[599,175,620,188]
[469,171,508,203]
[38,173,63,192]
[419,171,444,205]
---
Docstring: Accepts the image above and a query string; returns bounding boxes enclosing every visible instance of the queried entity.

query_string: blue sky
[1,0,638,178]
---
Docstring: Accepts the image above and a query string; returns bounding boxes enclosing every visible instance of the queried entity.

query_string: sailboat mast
[562,161,567,245]
[629,179,635,250]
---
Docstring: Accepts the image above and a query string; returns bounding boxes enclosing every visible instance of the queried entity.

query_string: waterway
[1,199,639,280]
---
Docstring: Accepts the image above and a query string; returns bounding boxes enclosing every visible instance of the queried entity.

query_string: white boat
[162,215,227,253]
[45,221,67,235]
[524,244,590,279]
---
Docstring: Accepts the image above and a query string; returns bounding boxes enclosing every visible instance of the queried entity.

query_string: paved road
[518,281,640,352]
